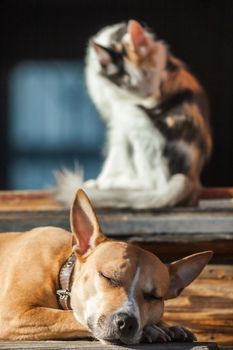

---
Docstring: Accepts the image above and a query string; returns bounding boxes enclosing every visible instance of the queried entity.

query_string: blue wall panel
[8,61,105,189]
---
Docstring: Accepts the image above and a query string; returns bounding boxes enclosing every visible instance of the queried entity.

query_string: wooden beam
[1,190,233,262]
[0,340,220,350]
[1,188,233,210]
[0,207,233,242]
[201,187,233,200]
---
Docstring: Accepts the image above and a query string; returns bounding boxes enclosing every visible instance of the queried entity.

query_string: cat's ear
[91,41,113,66]
[91,41,118,75]
[128,20,153,57]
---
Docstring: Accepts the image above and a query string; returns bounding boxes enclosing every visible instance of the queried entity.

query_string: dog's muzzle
[113,312,138,338]
[89,312,139,344]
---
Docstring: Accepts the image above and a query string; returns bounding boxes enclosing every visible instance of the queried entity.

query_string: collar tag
[56,289,71,299]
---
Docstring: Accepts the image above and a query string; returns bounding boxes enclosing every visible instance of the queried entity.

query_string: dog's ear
[70,189,106,256]
[165,251,213,299]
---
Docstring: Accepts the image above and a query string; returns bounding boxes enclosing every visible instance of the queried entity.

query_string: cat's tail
[54,166,84,205]
[54,169,195,209]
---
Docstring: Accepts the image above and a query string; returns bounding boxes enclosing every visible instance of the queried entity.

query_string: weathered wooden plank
[0,209,68,233]
[197,264,233,279]
[1,190,233,243]
[100,211,233,237]
[1,197,233,262]
[0,209,233,242]
[201,188,233,200]
[0,340,219,350]
[0,187,233,211]
[0,190,62,210]
[199,199,233,209]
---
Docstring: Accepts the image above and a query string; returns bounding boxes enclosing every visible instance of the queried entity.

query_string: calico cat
[56,20,212,208]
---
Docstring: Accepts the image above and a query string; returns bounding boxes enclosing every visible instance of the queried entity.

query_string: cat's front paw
[141,325,172,343]
[158,323,197,342]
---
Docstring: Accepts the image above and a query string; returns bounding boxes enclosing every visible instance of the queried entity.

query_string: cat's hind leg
[130,174,199,209]
[83,174,197,209]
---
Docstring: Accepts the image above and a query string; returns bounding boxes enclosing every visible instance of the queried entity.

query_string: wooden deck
[0,189,233,347]
[0,189,233,263]
[0,340,220,350]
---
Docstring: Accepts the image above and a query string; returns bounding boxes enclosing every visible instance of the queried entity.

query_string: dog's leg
[4,308,91,340]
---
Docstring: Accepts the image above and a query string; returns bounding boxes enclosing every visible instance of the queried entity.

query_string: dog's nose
[114,313,138,336]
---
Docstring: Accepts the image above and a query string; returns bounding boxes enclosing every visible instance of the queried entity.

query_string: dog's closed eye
[99,271,120,287]
[143,292,162,302]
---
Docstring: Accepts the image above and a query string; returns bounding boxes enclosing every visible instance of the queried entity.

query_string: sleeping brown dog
[0,189,212,343]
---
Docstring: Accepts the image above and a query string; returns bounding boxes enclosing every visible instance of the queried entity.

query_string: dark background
[0,0,233,189]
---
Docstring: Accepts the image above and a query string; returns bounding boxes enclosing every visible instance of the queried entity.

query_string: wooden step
[0,340,220,350]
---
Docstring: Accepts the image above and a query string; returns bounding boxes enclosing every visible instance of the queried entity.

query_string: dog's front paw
[158,323,197,342]
[141,325,172,343]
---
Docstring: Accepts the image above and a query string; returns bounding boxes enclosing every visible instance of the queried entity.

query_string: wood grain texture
[164,265,233,346]
[0,340,220,349]
[0,191,233,262]
[201,188,233,200]
[0,190,62,210]
[0,206,233,242]
[1,190,233,244]
[0,187,233,211]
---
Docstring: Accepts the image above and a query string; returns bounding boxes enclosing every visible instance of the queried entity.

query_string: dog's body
[0,190,212,343]
[0,227,88,340]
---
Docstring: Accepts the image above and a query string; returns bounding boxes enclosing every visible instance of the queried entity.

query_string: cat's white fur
[55,23,194,208]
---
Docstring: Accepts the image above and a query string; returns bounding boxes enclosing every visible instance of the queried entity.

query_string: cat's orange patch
[161,63,212,158]
[124,42,159,70]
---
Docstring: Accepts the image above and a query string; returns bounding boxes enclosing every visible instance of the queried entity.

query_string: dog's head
[70,189,212,344]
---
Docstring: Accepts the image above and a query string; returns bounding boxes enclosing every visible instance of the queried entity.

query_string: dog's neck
[56,253,76,310]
